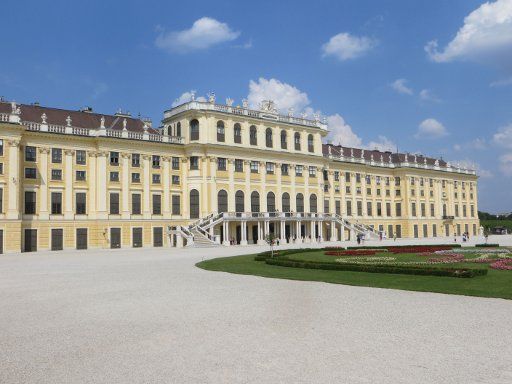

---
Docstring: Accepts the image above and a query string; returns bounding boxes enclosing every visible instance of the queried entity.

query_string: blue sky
[2,0,512,212]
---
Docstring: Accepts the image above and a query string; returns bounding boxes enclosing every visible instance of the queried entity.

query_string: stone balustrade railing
[0,113,184,144]
[164,101,328,130]
[326,153,476,175]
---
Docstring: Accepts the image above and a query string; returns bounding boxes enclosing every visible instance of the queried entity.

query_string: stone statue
[123,118,127,131]
[288,108,294,117]
[66,116,72,127]
[242,99,248,109]
[41,113,47,124]
[100,116,105,129]
[207,92,216,104]
[226,97,234,107]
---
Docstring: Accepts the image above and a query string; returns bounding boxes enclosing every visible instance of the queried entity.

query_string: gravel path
[1,239,512,383]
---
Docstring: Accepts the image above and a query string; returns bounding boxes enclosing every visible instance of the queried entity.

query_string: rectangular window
[131,173,140,183]
[76,150,86,165]
[110,171,119,182]
[172,195,180,215]
[357,201,363,216]
[324,199,330,214]
[377,202,382,216]
[76,170,86,181]
[132,194,141,215]
[25,191,36,214]
[110,151,119,166]
[471,205,475,218]
[335,200,341,215]
[110,193,120,215]
[152,194,161,215]
[396,203,402,217]
[51,169,62,180]
[367,202,373,216]
[266,162,275,174]
[356,173,361,183]
[455,205,459,217]
[152,174,161,184]
[423,224,428,238]
[334,171,339,181]
[463,205,467,217]
[132,227,143,248]
[346,200,352,216]
[395,189,401,197]
[295,165,303,177]
[132,153,140,167]
[365,175,371,184]
[411,202,417,217]
[396,225,402,238]
[172,175,180,185]
[152,155,160,168]
[51,192,62,214]
[51,148,62,163]
[346,186,351,194]
[366,187,371,195]
[309,166,316,177]
[421,203,426,217]
[25,146,36,162]
[0,139,3,156]
[430,203,435,217]
[153,227,163,247]
[76,228,88,250]
[356,187,361,195]
[250,161,259,173]
[281,164,289,176]
[386,202,391,216]
[235,159,244,172]
[76,192,86,214]
[0,163,3,174]
[217,158,226,171]
[51,228,63,251]
[190,156,199,170]
[345,172,351,182]
[0,187,3,213]
[171,157,180,170]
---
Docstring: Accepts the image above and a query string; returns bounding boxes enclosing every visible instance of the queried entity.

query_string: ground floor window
[133,227,143,248]
[51,229,63,251]
[76,228,88,250]
[153,227,163,247]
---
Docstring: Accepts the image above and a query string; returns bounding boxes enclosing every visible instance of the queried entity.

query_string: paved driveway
[1,239,512,383]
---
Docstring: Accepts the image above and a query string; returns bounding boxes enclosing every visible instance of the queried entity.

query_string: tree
[265,233,277,258]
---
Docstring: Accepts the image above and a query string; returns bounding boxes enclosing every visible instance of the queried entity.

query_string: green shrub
[475,244,499,248]
[254,248,318,261]
[264,258,487,278]
[347,244,461,250]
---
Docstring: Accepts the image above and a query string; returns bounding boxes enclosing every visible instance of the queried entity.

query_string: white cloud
[453,138,487,151]
[326,114,363,148]
[366,136,397,152]
[247,77,310,112]
[500,153,512,176]
[415,118,448,139]
[247,77,397,151]
[155,17,240,53]
[490,76,512,87]
[172,90,206,107]
[493,123,512,148]
[322,32,376,61]
[425,0,512,63]
[419,89,441,102]
[391,79,413,95]
[450,159,494,178]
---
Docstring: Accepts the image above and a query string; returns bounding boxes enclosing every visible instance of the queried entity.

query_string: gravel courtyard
[1,239,512,384]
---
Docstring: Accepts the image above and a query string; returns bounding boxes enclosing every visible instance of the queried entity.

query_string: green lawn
[196,250,512,300]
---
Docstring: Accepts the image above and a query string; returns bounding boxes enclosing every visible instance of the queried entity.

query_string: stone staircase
[189,228,220,248]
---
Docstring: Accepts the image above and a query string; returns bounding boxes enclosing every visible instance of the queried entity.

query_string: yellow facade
[0,99,479,253]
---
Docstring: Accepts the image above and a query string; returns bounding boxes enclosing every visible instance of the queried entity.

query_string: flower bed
[389,246,455,254]
[325,249,379,256]
[427,253,465,264]
[475,243,499,248]
[490,259,512,270]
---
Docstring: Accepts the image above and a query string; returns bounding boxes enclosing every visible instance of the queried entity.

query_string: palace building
[0,96,479,253]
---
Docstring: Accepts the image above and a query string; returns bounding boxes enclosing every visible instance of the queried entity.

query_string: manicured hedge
[264,258,487,278]
[254,248,318,261]
[475,244,500,248]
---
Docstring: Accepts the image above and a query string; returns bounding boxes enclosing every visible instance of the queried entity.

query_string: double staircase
[172,212,380,248]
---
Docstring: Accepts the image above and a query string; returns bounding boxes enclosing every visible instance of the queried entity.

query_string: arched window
[190,189,200,218]
[294,132,301,150]
[250,125,257,145]
[267,192,276,212]
[308,134,314,152]
[296,193,304,213]
[234,123,242,144]
[235,190,244,212]
[218,190,228,213]
[176,122,181,137]
[282,193,290,212]
[190,119,199,141]
[251,191,260,213]
[310,194,317,213]
[280,130,287,149]
[217,120,225,142]
[265,128,273,148]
